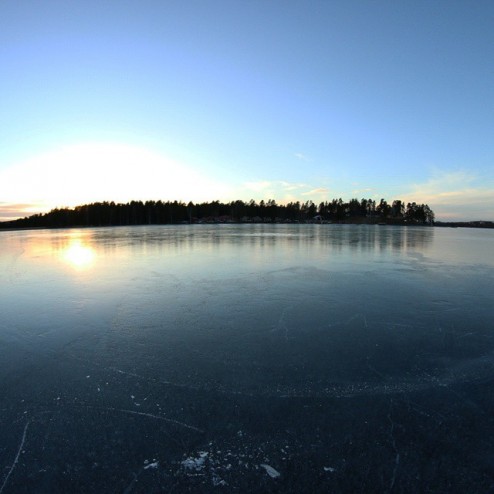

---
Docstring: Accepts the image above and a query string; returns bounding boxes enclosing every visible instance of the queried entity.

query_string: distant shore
[433,221,494,229]
[1,220,492,232]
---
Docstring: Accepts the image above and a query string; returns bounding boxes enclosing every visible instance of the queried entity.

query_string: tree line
[0,198,434,229]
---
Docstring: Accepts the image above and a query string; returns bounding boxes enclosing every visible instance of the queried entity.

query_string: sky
[0,0,493,222]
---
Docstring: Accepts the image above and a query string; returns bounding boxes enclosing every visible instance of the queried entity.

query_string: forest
[0,198,435,229]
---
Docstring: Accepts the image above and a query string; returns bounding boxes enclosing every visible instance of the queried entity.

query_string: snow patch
[182,451,208,471]
[260,463,281,478]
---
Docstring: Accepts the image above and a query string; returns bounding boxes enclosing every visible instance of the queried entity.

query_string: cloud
[0,203,43,222]
[0,202,37,210]
[302,187,329,196]
[242,181,330,203]
[401,170,494,221]
[351,187,374,195]
[280,181,309,191]
[244,181,273,192]
[240,171,494,220]
[294,153,310,162]
[244,180,305,195]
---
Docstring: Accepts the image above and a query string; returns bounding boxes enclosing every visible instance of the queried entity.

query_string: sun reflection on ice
[63,240,95,270]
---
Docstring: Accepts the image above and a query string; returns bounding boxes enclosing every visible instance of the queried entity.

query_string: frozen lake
[1,224,493,492]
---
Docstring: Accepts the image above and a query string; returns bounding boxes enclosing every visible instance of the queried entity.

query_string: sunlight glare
[63,240,95,270]
[0,142,230,212]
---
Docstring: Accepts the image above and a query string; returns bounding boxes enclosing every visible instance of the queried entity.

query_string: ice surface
[0,224,493,492]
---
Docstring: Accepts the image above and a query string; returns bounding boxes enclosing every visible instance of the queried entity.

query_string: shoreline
[1,221,492,233]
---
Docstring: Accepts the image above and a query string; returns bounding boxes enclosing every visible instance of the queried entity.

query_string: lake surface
[1,224,493,492]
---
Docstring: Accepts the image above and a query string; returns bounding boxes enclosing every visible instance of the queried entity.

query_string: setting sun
[0,142,230,216]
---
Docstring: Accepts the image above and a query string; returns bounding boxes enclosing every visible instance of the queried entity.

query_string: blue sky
[1,0,493,221]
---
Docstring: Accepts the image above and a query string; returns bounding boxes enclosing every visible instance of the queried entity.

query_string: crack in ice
[387,403,400,490]
[81,405,204,433]
[0,420,30,494]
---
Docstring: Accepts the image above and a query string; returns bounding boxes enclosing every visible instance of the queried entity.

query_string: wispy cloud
[244,181,274,192]
[302,187,329,196]
[0,202,43,222]
[242,181,330,203]
[351,187,374,195]
[280,181,309,191]
[294,152,310,162]
[244,180,306,194]
[401,170,494,221]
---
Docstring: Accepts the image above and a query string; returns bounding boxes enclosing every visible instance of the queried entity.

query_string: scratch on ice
[0,420,30,494]
[83,405,204,433]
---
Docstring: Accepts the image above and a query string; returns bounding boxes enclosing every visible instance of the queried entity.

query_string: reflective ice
[1,224,493,492]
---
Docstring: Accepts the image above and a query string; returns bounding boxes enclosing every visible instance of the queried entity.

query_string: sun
[0,141,230,215]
